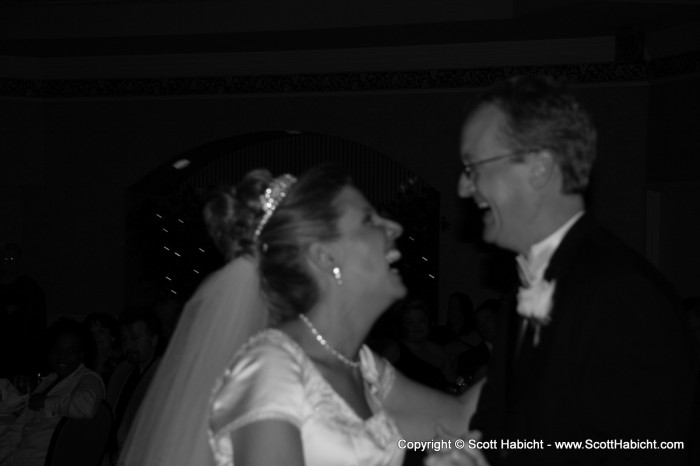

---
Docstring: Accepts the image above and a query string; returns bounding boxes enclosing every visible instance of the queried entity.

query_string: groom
[458,75,697,465]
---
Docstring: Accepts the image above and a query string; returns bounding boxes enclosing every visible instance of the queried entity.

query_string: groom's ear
[529,150,556,190]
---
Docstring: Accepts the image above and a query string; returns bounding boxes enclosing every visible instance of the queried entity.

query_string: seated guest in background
[153,293,183,343]
[431,292,475,343]
[114,309,164,451]
[456,298,502,383]
[83,312,124,385]
[0,243,47,378]
[391,298,458,392]
[364,308,401,363]
[474,298,499,352]
[431,292,484,365]
[390,298,464,466]
[0,318,104,466]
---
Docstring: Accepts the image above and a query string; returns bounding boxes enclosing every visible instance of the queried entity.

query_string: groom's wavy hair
[468,74,597,195]
[205,163,350,323]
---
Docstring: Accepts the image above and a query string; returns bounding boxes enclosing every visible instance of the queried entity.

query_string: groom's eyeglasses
[462,150,534,180]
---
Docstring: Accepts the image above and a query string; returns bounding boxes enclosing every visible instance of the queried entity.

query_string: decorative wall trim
[2,50,699,98]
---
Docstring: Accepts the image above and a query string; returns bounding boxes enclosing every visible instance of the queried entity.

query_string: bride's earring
[332,267,343,286]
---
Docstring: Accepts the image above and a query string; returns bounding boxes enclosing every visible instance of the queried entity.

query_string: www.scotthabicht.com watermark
[397,439,685,452]
[556,440,685,450]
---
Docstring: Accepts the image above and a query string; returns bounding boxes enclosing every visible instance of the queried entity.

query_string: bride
[208,165,484,466]
[119,164,485,466]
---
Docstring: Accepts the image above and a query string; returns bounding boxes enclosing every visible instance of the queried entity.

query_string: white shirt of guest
[0,363,104,466]
[516,210,585,285]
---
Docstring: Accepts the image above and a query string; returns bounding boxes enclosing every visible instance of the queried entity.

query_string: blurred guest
[432,292,475,342]
[364,310,401,363]
[474,298,499,350]
[122,309,164,380]
[431,292,483,364]
[83,313,124,385]
[0,318,104,466]
[0,243,46,377]
[390,299,464,466]
[114,309,163,451]
[153,293,183,343]
[457,298,502,382]
[392,298,458,392]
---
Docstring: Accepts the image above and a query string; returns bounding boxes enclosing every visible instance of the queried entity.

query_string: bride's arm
[232,420,304,466]
[384,372,485,441]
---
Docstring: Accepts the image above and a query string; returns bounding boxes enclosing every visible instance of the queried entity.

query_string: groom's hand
[458,377,485,431]
[424,426,490,466]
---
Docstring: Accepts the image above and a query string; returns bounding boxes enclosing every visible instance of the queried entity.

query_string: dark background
[1,0,699,322]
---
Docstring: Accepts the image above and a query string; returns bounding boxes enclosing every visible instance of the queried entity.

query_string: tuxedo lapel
[509,214,595,402]
[513,320,537,375]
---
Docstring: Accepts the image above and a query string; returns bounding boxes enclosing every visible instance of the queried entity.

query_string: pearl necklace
[298,313,360,369]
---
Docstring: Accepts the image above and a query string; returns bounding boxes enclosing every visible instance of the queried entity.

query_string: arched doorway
[126,131,440,317]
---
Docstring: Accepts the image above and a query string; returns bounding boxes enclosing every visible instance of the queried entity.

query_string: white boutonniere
[517,279,556,346]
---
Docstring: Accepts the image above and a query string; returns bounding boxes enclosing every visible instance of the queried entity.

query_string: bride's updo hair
[204,169,271,261]
[205,164,352,323]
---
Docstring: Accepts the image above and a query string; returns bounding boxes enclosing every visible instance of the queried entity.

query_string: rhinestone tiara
[253,174,297,241]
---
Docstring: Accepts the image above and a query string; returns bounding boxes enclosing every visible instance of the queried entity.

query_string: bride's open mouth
[385,248,402,274]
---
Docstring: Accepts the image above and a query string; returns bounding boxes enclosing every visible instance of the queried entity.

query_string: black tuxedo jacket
[471,214,697,465]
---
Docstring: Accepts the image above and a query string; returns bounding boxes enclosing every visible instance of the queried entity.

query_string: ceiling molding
[2,49,699,99]
[0,37,616,80]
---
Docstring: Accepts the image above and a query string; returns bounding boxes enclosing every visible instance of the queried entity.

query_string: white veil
[118,256,267,466]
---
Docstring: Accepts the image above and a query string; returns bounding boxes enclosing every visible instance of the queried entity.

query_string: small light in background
[173,159,190,169]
